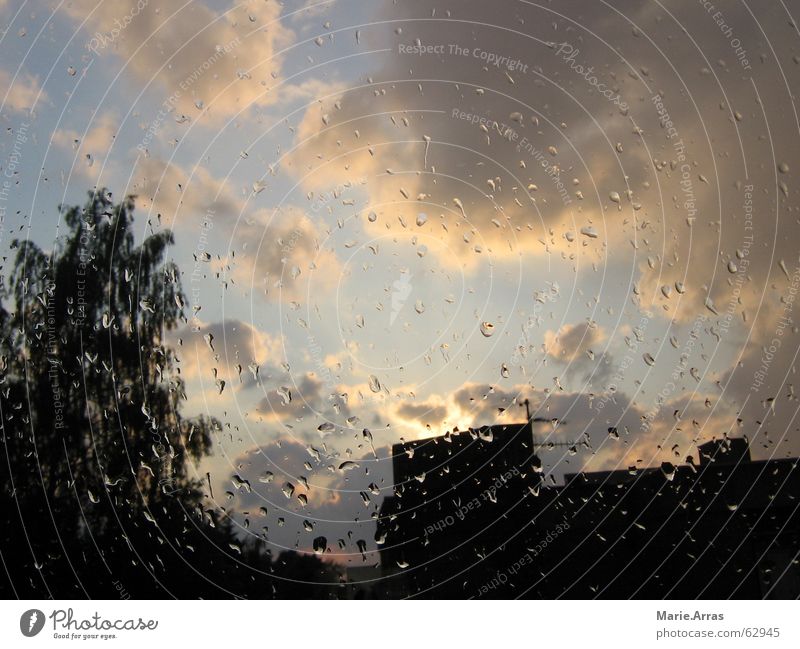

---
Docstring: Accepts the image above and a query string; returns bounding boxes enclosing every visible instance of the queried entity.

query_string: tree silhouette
[0,190,340,598]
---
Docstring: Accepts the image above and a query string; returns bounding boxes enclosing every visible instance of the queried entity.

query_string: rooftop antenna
[531,436,578,451]
[520,399,577,450]
[522,398,531,421]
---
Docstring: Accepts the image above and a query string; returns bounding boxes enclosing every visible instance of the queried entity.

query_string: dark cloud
[396,401,449,425]
[546,321,605,362]
[255,373,353,426]
[168,318,279,391]
[224,438,394,565]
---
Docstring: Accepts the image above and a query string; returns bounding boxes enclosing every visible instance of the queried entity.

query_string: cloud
[128,159,342,305]
[253,373,353,427]
[439,380,743,476]
[131,155,242,222]
[226,205,342,303]
[53,111,118,154]
[271,0,800,348]
[395,401,449,426]
[275,0,652,270]
[545,321,605,363]
[0,69,46,114]
[223,438,393,563]
[64,0,294,120]
[51,111,120,181]
[283,85,559,271]
[170,318,280,385]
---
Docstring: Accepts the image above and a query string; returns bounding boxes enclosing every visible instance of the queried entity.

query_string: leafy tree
[0,190,340,598]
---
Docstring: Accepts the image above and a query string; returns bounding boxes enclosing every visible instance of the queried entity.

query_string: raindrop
[277,386,292,405]
[313,537,327,554]
[232,475,251,493]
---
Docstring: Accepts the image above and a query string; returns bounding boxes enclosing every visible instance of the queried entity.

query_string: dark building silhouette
[698,437,751,465]
[377,421,545,597]
[378,424,800,599]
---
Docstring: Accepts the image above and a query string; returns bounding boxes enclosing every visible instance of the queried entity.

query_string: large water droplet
[368,375,381,392]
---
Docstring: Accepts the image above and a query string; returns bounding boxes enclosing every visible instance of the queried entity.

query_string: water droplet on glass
[277,386,292,404]
[313,536,327,554]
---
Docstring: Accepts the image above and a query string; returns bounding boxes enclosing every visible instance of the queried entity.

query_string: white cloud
[0,69,46,114]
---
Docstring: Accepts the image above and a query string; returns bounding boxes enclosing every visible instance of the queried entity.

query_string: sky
[2,0,800,568]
